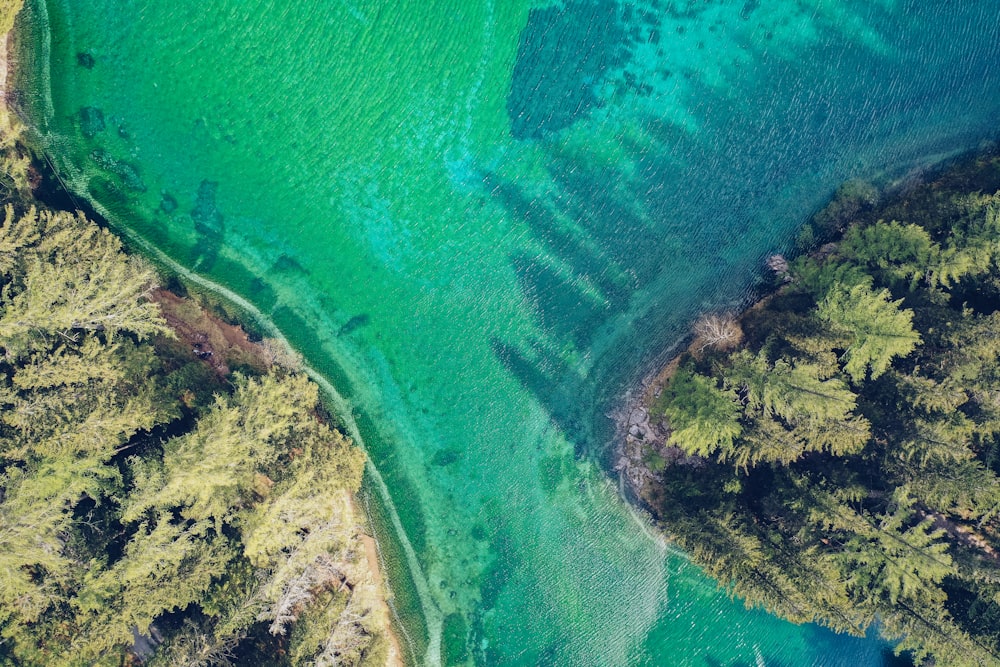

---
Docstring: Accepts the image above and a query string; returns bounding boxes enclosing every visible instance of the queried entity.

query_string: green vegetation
[0,127,389,663]
[0,1,22,39]
[643,154,1000,666]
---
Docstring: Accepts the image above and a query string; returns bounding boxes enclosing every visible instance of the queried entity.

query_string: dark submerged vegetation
[641,152,1000,666]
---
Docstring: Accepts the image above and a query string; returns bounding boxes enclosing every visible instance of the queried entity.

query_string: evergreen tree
[658,365,742,458]
[0,210,168,350]
[641,155,1000,666]
[837,493,952,607]
[0,189,386,664]
[840,220,936,288]
[818,281,921,383]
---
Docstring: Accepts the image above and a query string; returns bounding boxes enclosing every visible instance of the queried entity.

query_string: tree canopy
[0,165,387,664]
[643,154,1000,666]
[818,281,920,383]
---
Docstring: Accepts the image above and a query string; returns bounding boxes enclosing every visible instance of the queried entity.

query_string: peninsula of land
[625,151,1000,666]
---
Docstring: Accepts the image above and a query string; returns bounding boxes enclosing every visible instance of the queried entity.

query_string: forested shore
[633,151,1000,666]
[0,15,395,663]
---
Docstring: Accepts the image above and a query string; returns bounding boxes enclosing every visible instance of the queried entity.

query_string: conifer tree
[0,211,168,348]
[659,365,742,458]
[840,220,936,288]
[641,158,1000,666]
[0,192,384,664]
[818,281,920,383]
[837,493,952,607]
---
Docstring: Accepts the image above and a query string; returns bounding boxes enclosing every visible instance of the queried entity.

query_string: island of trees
[0,60,392,667]
[637,153,1000,666]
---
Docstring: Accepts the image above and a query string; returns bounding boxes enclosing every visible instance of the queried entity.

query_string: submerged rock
[89,149,146,192]
[76,51,95,69]
[79,106,105,138]
[190,180,224,270]
[159,191,178,214]
[740,0,760,20]
[191,180,224,233]
[337,313,370,337]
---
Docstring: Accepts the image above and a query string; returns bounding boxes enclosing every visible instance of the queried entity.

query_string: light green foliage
[0,197,381,665]
[841,219,990,290]
[646,159,1000,666]
[880,606,988,667]
[734,415,807,468]
[838,493,952,606]
[14,336,130,390]
[892,371,969,415]
[727,350,857,423]
[241,432,364,569]
[71,518,235,661]
[286,569,387,667]
[907,459,1000,522]
[719,350,868,466]
[0,463,90,628]
[841,220,937,287]
[798,413,871,457]
[121,372,376,662]
[791,253,872,298]
[0,209,169,350]
[0,207,179,660]
[818,281,920,382]
[0,0,23,35]
[125,373,311,528]
[660,366,742,457]
[721,348,769,413]
[954,190,1000,225]
[925,244,990,289]
[1,336,171,463]
[901,415,976,464]
[0,204,39,274]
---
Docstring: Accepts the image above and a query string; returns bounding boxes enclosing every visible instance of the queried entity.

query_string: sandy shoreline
[361,533,405,667]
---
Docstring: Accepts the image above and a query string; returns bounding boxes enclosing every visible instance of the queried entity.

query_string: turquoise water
[19,1,1000,664]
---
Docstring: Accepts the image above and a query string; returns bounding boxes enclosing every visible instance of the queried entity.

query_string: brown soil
[150,287,270,377]
[918,510,1000,564]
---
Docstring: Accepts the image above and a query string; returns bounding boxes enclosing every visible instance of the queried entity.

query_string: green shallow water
[18,1,1000,664]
